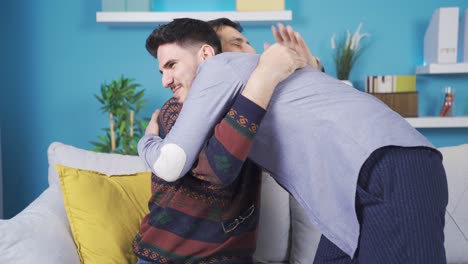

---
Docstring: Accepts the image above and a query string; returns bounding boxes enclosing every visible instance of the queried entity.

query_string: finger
[151,109,160,121]
[286,26,299,46]
[296,32,307,50]
[154,109,160,118]
[294,32,305,48]
[277,23,291,43]
[272,25,283,43]
[263,42,271,51]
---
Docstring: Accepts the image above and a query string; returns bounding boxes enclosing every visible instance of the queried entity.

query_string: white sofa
[0,142,467,263]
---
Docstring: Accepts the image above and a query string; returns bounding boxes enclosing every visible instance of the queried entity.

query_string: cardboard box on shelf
[371,92,418,117]
[236,0,284,11]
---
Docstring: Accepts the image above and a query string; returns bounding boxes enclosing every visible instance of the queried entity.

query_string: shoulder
[200,52,259,69]
[158,97,182,136]
[197,53,260,81]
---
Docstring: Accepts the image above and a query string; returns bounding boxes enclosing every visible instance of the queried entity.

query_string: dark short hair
[207,18,244,33]
[146,18,222,59]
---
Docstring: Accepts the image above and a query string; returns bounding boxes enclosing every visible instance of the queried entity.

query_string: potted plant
[331,22,370,84]
[90,75,149,155]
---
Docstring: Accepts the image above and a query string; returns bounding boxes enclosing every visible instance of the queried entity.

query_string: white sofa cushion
[0,185,80,264]
[289,196,322,264]
[439,144,468,263]
[253,171,292,263]
[47,141,148,186]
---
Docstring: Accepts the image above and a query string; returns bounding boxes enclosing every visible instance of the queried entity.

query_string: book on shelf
[365,75,418,117]
[365,75,416,93]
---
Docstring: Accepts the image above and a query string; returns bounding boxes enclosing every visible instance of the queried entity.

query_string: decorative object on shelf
[423,7,459,64]
[236,0,284,11]
[153,0,235,12]
[331,22,369,81]
[102,0,126,11]
[90,76,149,155]
[127,0,152,11]
[102,0,151,12]
[439,86,455,117]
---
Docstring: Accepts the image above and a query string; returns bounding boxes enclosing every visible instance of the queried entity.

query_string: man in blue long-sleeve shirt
[140,18,448,263]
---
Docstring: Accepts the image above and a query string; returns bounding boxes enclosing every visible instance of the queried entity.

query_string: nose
[162,71,173,88]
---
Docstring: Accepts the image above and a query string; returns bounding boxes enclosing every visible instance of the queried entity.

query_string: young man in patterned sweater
[133,20,307,263]
[133,96,263,263]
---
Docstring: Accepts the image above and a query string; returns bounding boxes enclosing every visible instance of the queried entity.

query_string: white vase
[341,80,353,87]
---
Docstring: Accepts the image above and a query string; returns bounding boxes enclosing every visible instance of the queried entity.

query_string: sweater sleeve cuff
[224,95,266,137]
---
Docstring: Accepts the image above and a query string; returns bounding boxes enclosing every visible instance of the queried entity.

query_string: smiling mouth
[171,85,181,96]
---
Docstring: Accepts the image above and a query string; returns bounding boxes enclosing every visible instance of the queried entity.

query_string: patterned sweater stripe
[224,95,264,140]
[135,236,256,263]
[203,139,245,186]
[151,175,228,201]
[191,151,222,184]
[215,121,252,160]
[198,95,265,186]
[150,192,223,222]
[146,205,256,243]
[137,226,258,257]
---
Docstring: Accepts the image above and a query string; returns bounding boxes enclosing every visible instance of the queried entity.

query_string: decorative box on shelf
[236,0,284,11]
[371,92,418,117]
[102,0,151,12]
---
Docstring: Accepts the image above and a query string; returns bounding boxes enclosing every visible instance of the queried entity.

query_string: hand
[257,43,308,85]
[271,23,321,69]
[145,109,160,135]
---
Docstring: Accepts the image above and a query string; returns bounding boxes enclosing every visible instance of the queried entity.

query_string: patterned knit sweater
[133,95,264,263]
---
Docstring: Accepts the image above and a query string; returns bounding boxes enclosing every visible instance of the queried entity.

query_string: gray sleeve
[137,57,246,181]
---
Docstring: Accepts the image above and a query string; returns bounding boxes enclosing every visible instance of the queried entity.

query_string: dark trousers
[313,146,448,264]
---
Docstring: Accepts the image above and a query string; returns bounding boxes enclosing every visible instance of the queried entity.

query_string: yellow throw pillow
[56,165,151,264]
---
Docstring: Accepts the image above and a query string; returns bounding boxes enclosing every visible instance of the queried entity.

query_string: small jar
[439,86,455,117]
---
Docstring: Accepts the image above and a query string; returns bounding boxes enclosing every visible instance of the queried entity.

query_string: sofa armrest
[0,185,80,264]
[438,144,468,264]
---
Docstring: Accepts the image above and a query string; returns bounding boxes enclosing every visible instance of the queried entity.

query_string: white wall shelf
[416,63,468,74]
[96,11,293,26]
[405,117,468,128]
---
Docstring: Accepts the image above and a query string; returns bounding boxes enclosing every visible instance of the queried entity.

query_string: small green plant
[90,75,149,155]
[331,22,370,80]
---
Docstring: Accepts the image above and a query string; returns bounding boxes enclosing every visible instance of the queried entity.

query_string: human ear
[199,44,216,61]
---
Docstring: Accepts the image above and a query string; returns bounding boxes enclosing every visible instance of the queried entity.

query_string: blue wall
[1,0,468,218]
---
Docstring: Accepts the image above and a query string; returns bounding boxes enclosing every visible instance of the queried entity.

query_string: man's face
[216,26,256,54]
[157,43,203,103]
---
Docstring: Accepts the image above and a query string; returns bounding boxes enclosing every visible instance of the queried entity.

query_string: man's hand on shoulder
[145,109,160,135]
